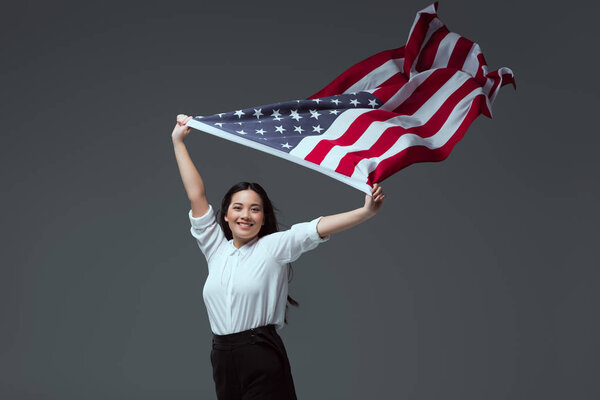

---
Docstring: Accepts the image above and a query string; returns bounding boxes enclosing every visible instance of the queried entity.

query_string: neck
[233,236,255,249]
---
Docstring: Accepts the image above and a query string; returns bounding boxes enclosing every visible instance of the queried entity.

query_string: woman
[172,114,385,399]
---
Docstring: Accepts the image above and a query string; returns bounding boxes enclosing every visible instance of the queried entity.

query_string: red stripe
[474,53,487,85]
[447,37,474,70]
[391,68,455,114]
[335,77,481,176]
[309,47,405,99]
[404,12,438,77]
[415,26,449,72]
[366,94,486,185]
[304,110,396,165]
[372,72,408,104]
[486,70,501,100]
[500,72,516,90]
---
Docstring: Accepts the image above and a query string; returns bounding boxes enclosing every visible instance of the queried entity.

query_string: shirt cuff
[309,216,330,243]
[189,204,215,229]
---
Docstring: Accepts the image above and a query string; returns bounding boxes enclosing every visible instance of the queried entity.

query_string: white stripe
[289,108,373,158]
[344,58,404,94]
[431,32,460,69]
[380,69,435,111]
[186,118,373,195]
[488,67,514,104]
[351,86,485,179]
[318,72,472,171]
[461,43,482,78]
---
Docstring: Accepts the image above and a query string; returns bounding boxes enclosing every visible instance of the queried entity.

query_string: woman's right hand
[172,114,194,143]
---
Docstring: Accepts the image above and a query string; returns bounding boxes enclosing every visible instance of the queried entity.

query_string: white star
[368,99,378,108]
[255,128,266,135]
[236,122,243,125]
[290,109,302,121]
[329,109,340,115]
[236,130,247,135]
[275,125,286,133]
[253,108,263,119]
[350,99,360,107]
[218,113,224,118]
[214,122,224,127]
[312,98,322,104]
[309,109,321,120]
[234,110,245,118]
[293,126,304,134]
[271,109,282,121]
[281,142,292,149]
[312,125,323,133]
[330,98,341,106]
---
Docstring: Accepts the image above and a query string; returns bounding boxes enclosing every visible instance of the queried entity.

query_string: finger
[184,116,193,124]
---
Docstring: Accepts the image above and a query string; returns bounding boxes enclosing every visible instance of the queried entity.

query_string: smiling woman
[171,114,385,399]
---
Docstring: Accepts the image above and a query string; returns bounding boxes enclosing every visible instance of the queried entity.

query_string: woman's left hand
[364,183,385,215]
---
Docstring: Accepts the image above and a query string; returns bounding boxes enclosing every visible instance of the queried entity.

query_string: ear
[224,215,229,223]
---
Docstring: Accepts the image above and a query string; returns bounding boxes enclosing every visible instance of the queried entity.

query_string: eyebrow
[232,202,262,207]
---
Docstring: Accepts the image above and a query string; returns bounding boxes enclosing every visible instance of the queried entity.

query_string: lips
[237,222,253,229]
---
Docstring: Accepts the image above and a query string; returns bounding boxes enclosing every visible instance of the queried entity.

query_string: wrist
[172,137,185,145]
[359,206,376,219]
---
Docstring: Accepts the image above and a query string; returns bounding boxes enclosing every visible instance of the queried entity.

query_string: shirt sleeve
[188,205,227,263]
[261,216,330,264]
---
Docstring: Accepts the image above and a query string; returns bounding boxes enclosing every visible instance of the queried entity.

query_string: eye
[252,208,260,212]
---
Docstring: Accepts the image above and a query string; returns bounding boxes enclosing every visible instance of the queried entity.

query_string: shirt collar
[226,236,259,256]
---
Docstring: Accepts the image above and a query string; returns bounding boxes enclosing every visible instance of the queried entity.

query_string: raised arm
[316,184,385,238]
[172,114,209,217]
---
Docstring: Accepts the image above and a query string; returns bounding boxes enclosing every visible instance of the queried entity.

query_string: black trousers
[210,324,297,400]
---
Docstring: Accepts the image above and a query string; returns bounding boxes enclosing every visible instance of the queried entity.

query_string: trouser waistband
[212,324,277,346]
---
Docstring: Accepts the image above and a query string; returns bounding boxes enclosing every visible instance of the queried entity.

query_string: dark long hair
[218,182,299,325]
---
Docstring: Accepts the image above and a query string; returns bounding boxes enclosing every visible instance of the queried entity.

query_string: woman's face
[224,189,265,247]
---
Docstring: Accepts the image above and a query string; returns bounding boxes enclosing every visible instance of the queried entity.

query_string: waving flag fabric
[187,2,515,194]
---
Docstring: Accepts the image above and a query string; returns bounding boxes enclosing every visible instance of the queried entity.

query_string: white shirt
[189,205,330,335]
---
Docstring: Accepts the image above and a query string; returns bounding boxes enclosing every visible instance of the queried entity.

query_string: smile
[237,222,253,228]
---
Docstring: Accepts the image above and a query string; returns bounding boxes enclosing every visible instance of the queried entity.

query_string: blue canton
[194,92,380,153]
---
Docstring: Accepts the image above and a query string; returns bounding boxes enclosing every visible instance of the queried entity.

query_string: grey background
[1,0,598,399]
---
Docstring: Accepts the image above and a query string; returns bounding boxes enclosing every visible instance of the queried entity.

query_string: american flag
[187,2,515,195]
